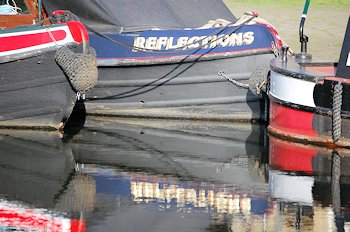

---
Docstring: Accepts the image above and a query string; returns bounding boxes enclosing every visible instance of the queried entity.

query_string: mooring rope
[332,81,343,142]
[218,65,270,98]
[217,71,249,88]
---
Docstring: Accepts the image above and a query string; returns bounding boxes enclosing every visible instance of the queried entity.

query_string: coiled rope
[332,81,343,142]
[0,0,21,14]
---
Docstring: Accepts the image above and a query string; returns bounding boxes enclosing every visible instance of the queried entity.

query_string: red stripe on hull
[67,21,88,44]
[269,136,316,173]
[0,30,66,52]
[269,101,317,137]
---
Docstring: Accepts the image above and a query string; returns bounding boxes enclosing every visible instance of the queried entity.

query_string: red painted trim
[67,21,89,43]
[325,77,350,84]
[269,136,317,173]
[257,22,283,48]
[0,30,66,52]
[269,101,317,137]
[305,66,336,75]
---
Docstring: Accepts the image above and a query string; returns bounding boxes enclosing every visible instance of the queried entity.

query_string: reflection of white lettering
[347,52,350,66]
[132,31,256,52]
[130,180,252,215]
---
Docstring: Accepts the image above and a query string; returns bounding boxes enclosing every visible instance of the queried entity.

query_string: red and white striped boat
[0,0,97,130]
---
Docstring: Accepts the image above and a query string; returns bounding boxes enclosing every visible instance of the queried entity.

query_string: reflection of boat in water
[43,0,284,122]
[70,117,269,190]
[76,164,272,232]
[269,134,350,231]
[0,199,85,232]
[68,118,274,231]
[267,1,350,147]
[0,130,95,231]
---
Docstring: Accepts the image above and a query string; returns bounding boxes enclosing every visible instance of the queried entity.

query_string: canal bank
[225,0,350,61]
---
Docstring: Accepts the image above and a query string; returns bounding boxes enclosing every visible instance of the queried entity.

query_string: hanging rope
[332,81,343,142]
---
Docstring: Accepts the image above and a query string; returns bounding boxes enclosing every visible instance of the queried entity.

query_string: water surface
[0,118,349,231]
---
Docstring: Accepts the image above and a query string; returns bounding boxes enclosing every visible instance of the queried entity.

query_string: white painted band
[269,70,316,107]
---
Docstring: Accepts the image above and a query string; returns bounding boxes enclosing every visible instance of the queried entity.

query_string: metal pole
[38,0,42,23]
[299,0,311,53]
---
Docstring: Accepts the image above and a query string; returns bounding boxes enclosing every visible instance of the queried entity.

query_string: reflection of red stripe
[0,211,64,231]
[269,136,316,173]
[269,102,317,137]
[71,219,86,232]
[0,30,66,52]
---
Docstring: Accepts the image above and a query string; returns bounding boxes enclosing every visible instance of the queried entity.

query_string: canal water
[0,110,349,231]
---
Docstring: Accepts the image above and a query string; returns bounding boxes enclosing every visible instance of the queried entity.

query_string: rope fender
[332,81,343,142]
[55,45,98,100]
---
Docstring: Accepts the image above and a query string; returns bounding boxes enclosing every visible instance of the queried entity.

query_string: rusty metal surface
[268,125,350,149]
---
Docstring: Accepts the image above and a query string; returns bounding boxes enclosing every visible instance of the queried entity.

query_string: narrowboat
[43,0,284,122]
[268,0,350,147]
[0,0,97,130]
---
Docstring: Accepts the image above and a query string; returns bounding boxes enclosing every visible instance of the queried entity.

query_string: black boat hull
[0,51,76,129]
[85,53,273,122]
